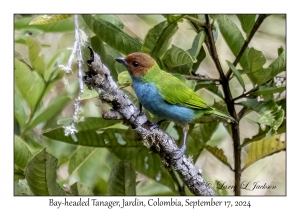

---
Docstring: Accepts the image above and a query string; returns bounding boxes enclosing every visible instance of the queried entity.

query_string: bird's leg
[174,124,189,159]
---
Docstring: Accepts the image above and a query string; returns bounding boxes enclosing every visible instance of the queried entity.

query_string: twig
[237,106,247,122]
[183,75,221,82]
[71,14,85,128]
[233,86,259,101]
[184,15,205,27]
[205,14,241,195]
[225,14,267,79]
[84,48,215,196]
[205,15,226,81]
[59,15,86,138]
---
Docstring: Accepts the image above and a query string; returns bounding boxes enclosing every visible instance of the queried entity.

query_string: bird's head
[115,52,156,77]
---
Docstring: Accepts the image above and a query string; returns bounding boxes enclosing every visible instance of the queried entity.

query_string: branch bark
[84,47,215,196]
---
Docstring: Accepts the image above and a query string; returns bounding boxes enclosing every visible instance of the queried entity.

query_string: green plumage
[143,63,236,123]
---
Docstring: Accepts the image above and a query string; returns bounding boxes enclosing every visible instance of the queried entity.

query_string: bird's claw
[173,144,186,160]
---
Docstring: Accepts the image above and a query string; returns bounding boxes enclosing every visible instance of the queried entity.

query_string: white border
[5,0,296,209]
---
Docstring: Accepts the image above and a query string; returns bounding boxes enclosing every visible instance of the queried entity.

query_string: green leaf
[14,180,21,195]
[278,47,284,56]
[93,177,109,195]
[91,36,126,80]
[44,49,71,82]
[14,89,27,131]
[170,31,206,74]
[203,144,233,170]
[247,48,285,85]
[162,14,184,23]
[108,161,136,195]
[26,36,45,76]
[188,31,206,58]
[240,99,285,136]
[67,147,120,192]
[141,20,178,61]
[241,126,267,148]
[163,45,197,69]
[243,134,285,171]
[118,71,132,87]
[236,15,256,37]
[198,122,220,143]
[226,60,245,91]
[26,96,71,131]
[29,15,73,25]
[267,49,286,79]
[212,24,219,42]
[187,123,219,162]
[82,15,141,55]
[109,146,175,191]
[57,118,74,126]
[70,182,94,196]
[15,58,45,112]
[15,16,74,32]
[195,80,220,96]
[25,148,65,195]
[94,15,123,29]
[192,47,206,72]
[217,15,249,68]
[16,179,34,195]
[44,120,142,147]
[250,86,286,96]
[81,85,99,100]
[137,180,178,196]
[68,147,95,176]
[14,135,32,174]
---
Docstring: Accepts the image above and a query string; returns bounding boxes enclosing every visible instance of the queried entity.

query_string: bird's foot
[173,144,186,160]
[173,128,188,159]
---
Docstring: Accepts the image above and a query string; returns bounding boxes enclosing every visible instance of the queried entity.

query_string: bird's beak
[115,57,128,67]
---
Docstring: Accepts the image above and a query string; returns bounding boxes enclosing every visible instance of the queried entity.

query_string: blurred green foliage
[14,14,286,196]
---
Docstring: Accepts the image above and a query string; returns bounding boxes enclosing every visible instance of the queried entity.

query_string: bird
[115,52,236,159]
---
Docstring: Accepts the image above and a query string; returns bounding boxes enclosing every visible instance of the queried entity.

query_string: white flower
[58,65,72,73]
[188,155,194,163]
[62,75,69,88]
[73,115,85,123]
[257,96,264,102]
[63,125,78,136]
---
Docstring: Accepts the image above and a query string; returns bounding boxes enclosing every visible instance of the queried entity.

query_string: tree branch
[225,14,267,79]
[84,48,215,196]
[205,14,241,195]
[233,86,259,101]
[183,74,221,82]
[237,106,247,122]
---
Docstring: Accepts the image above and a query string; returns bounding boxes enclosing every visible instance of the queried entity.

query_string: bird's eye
[132,61,139,67]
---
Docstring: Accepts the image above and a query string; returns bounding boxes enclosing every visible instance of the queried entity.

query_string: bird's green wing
[156,71,209,110]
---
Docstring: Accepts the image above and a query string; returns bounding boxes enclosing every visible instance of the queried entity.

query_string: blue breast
[131,76,195,125]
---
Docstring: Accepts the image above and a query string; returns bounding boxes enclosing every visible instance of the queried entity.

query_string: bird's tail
[210,108,237,123]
